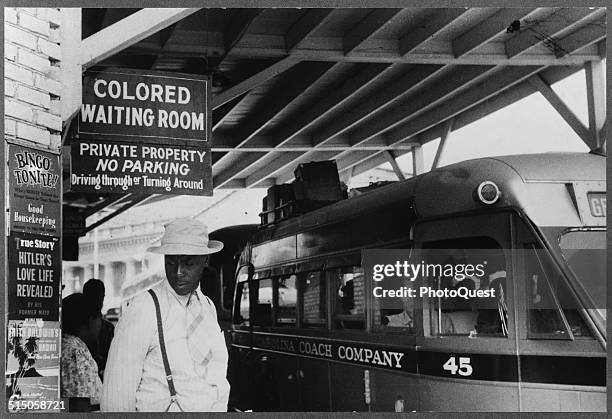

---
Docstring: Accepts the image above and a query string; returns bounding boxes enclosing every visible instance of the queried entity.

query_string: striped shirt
[101,280,229,412]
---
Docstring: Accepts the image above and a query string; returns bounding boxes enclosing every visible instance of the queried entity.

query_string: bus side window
[275,275,297,326]
[301,271,326,328]
[525,244,593,339]
[330,266,365,329]
[373,278,415,333]
[252,279,274,327]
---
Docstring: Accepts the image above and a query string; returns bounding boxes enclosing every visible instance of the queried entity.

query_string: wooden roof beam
[216,178,274,189]
[399,8,469,56]
[353,149,414,179]
[211,136,416,152]
[416,66,581,147]
[387,66,544,145]
[245,152,304,187]
[312,65,444,146]
[286,9,334,52]
[235,58,588,185]
[259,47,600,65]
[151,23,179,69]
[333,142,414,177]
[273,63,391,146]
[552,16,606,58]
[383,150,406,180]
[228,144,417,152]
[238,64,392,187]
[272,136,420,185]
[338,67,582,177]
[453,8,535,57]
[335,150,378,174]
[598,119,606,148]
[159,23,178,49]
[584,60,606,148]
[598,40,606,59]
[213,153,266,189]
[412,145,424,175]
[528,74,592,148]
[241,64,441,187]
[123,33,601,65]
[213,62,338,186]
[212,93,249,131]
[232,62,335,148]
[347,65,495,148]
[81,8,200,69]
[337,66,545,174]
[344,9,403,55]
[431,118,453,169]
[223,9,263,56]
[505,7,598,58]
[212,56,301,109]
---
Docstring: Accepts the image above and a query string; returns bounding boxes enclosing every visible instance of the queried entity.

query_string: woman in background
[60,293,102,412]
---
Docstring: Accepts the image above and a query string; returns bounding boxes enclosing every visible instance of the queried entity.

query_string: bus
[225,152,606,412]
[204,224,260,331]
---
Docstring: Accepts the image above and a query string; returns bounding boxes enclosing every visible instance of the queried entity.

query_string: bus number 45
[443,356,473,376]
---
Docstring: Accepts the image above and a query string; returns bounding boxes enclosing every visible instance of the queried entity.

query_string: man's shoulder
[127,282,165,307]
[119,284,166,325]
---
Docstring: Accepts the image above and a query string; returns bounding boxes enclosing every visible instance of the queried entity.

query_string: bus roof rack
[259,160,346,226]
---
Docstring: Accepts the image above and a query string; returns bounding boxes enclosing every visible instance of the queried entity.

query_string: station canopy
[64,7,607,227]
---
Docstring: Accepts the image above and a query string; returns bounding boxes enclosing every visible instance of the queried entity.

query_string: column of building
[5,8,63,297]
[4,8,64,401]
[5,8,62,149]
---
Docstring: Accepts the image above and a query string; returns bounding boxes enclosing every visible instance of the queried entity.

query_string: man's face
[165,254,209,295]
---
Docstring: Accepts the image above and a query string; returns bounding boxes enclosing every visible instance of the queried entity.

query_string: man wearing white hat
[101,218,230,412]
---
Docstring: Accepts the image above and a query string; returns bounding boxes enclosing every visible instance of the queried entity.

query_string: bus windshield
[558,230,606,318]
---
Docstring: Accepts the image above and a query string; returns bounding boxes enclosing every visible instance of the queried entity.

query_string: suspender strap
[148,290,177,398]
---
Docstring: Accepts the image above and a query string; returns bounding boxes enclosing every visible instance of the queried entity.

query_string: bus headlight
[475,181,501,205]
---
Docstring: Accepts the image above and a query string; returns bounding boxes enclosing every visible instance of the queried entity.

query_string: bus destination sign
[587,192,606,217]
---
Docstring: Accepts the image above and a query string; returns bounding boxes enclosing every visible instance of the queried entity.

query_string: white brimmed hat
[146,218,223,255]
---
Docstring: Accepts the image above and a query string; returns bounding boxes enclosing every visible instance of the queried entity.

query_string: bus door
[367,248,419,412]
[234,267,331,411]
[326,264,372,412]
[294,270,331,411]
[248,274,301,411]
[231,267,295,411]
[513,219,606,411]
[413,212,520,411]
[229,266,257,411]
